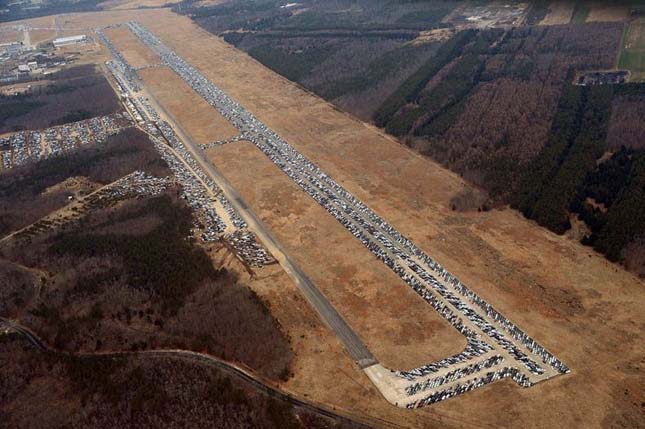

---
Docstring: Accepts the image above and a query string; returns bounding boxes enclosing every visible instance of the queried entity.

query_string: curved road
[0,317,402,429]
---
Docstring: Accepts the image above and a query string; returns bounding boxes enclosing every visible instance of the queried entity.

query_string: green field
[618,18,645,81]
[572,3,590,24]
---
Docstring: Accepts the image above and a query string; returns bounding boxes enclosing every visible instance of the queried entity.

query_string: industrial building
[53,35,88,48]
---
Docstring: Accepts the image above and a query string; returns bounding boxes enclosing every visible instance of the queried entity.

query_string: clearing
[104,26,161,69]
[139,67,239,145]
[619,17,645,81]
[539,1,575,25]
[587,2,631,22]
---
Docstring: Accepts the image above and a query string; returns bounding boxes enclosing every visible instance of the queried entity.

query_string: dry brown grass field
[99,0,181,10]
[539,1,574,25]
[1,10,643,428]
[29,29,57,45]
[0,29,19,44]
[587,3,630,23]
[208,141,468,370]
[104,26,161,68]
[18,16,60,45]
[140,67,239,144]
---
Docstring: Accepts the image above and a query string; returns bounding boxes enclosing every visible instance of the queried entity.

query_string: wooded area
[1,186,293,379]
[0,336,344,427]
[0,128,293,379]
[0,66,121,133]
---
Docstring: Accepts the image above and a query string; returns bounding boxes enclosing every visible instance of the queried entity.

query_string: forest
[512,84,614,233]
[188,0,465,119]
[186,2,644,271]
[373,29,479,129]
[511,81,645,273]
[0,66,121,133]
[1,189,292,379]
[0,128,167,236]
[185,0,459,33]
[237,33,441,119]
[0,335,347,428]
[0,128,293,379]
[0,0,102,23]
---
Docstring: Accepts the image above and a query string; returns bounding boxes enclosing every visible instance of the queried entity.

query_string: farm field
[619,17,645,81]
[586,2,631,22]
[0,8,643,429]
[571,3,590,24]
[104,25,161,69]
[539,1,574,25]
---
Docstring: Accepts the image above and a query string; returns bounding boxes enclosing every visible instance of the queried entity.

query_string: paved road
[143,88,377,369]
[0,317,46,351]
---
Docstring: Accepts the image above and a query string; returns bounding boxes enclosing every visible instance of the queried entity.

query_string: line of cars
[409,367,532,408]
[96,27,141,92]
[126,21,569,406]
[405,354,504,396]
[99,34,274,268]
[151,120,273,268]
[9,170,170,244]
[146,126,227,236]
[200,134,244,150]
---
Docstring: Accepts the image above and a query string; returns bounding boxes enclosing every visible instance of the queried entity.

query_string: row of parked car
[10,170,170,244]
[407,367,532,408]
[150,121,273,268]
[406,354,505,396]
[97,27,141,92]
[200,135,244,150]
[124,21,568,404]
[103,47,274,269]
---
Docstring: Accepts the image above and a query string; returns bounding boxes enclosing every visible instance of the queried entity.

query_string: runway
[142,82,377,368]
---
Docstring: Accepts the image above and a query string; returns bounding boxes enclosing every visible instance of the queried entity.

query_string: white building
[53,35,88,48]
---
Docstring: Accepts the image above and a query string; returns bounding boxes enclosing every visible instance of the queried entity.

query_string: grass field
[619,18,645,81]
[538,1,574,25]
[587,3,630,22]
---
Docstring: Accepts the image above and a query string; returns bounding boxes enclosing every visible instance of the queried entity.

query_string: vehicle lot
[0,112,130,170]
[209,139,468,370]
[99,31,273,268]
[103,25,160,69]
[1,170,170,246]
[2,9,643,428]
[139,67,239,145]
[125,21,568,406]
[131,11,643,425]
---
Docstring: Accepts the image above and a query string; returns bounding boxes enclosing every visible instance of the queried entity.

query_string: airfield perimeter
[3,9,643,428]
